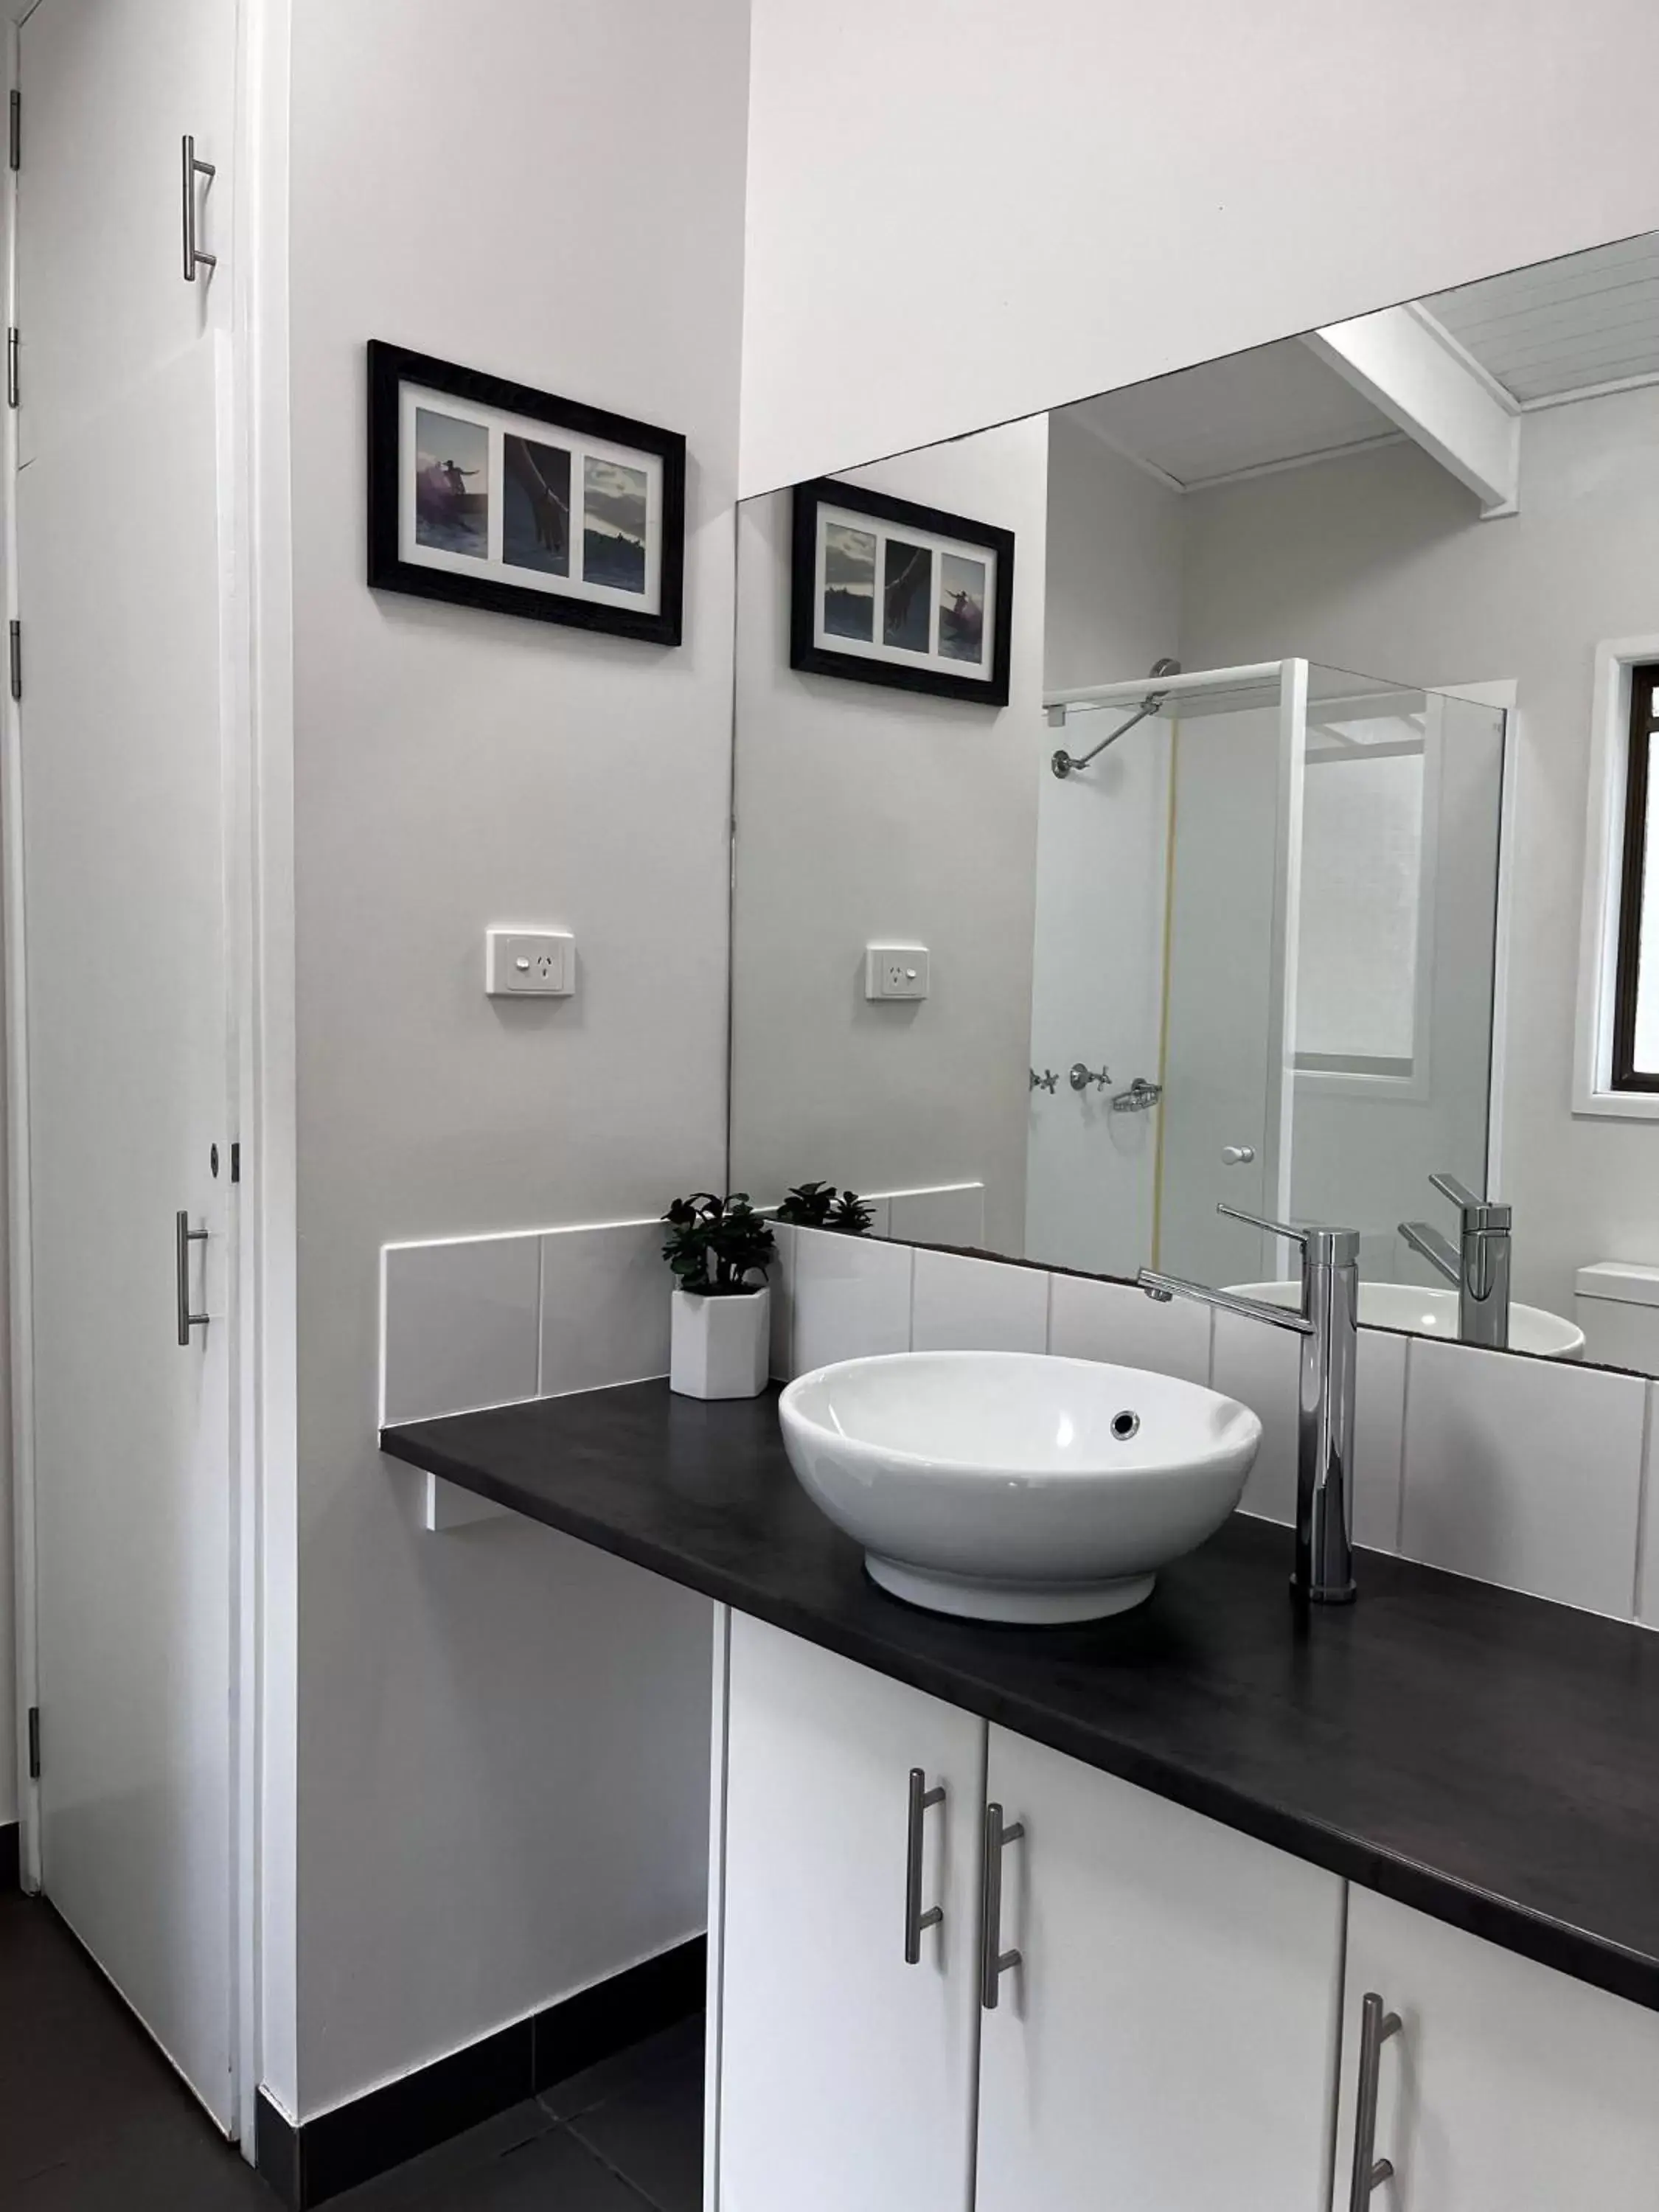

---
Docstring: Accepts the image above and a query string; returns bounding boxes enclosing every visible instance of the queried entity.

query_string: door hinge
[230,1141,240,1184]
[8,621,20,703]
[8,90,18,173]
[6,326,17,409]
[27,1706,40,1780]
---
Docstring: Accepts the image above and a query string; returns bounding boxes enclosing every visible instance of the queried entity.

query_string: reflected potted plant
[661,1192,776,1399]
[777,1181,874,1235]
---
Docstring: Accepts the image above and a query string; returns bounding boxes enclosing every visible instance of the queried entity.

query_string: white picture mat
[812,499,999,680]
[397,380,664,616]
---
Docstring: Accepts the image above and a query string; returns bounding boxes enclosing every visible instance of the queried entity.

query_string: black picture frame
[366,341,686,647]
[790,476,1015,706]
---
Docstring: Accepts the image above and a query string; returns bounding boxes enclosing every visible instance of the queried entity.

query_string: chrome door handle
[1221,1144,1256,1166]
[1347,1990,1401,2208]
[903,1769,946,1964]
[979,1801,1025,2009]
[181,135,217,280]
[176,1211,209,1345]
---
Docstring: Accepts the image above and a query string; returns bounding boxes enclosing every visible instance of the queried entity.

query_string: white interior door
[974,1728,1343,2212]
[15,0,237,2131]
[717,1614,984,2212]
[1157,669,1305,1284]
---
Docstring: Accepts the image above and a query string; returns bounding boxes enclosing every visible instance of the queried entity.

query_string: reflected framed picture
[366,342,685,645]
[790,476,1015,704]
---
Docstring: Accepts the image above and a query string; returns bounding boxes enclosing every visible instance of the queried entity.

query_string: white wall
[741,0,1659,496]
[284,0,749,2119]
[1180,391,1659,1317]
[1026,414,1183,1275]
[730,422,1048,1256]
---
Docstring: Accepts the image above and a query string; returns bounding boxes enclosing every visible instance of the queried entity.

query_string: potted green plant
[777,1181,874,1235]
[661,1192,776,1399]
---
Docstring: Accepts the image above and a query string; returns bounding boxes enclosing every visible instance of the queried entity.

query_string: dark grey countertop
[381,1380,1659,2013]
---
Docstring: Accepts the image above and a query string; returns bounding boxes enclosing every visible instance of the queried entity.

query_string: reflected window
[1613,663,1659,1091]
[1295,717,1430,1083]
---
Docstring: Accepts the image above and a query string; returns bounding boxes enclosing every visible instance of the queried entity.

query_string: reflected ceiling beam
[1302,303,1520,518]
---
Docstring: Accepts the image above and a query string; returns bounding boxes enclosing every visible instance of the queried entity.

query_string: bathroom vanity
[382,1381,1659,2211]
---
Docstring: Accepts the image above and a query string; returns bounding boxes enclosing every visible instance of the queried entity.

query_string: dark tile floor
[1,1891,705,2209]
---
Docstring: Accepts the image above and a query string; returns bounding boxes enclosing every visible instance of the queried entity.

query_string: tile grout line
[559,2113,675,2211]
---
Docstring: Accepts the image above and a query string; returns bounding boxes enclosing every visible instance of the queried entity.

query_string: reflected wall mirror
[729,229,1659,1378]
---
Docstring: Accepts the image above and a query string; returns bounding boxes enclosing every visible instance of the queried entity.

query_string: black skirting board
[255,1936,704,2208]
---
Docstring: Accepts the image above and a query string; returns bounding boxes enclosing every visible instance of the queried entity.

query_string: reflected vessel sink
[778,1350,1262,1624]
[1225,1280,1585,1359]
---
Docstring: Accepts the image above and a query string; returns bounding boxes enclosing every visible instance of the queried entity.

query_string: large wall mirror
[730,229,1659,1377]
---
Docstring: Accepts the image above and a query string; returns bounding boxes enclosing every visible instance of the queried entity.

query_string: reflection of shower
[1051,658,1181,779]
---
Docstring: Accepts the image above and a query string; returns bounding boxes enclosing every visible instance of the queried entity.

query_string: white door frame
[1,0,296,2152]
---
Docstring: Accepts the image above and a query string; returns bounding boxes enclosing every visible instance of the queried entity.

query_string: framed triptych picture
[789,476,1015,705]
[366,341,686,645]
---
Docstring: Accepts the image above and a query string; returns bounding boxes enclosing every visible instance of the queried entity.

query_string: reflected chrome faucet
[1139,1203,1360,1604]
[1399,1173,1511,1350]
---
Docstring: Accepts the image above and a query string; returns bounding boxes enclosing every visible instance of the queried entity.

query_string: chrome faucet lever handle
[1216,1200,1308,1248]
[1429,1170,1512,1230]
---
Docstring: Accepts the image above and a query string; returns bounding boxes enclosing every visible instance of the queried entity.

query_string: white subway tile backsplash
[1401,1338,1649,1616]
[911,1247,1048,1354]
[382,1234,541,1426]
[539,1221,669,1397]
[790,1228,913,1375]
[1212,1309,1302,1526]
[886,1183,985,1248]
[1213,1314,1408,1548]
[1046,1272,1212,1386]
[382,1211,1659,1625]
[1353,1329,1408,1555]
[768,1222,796,1379]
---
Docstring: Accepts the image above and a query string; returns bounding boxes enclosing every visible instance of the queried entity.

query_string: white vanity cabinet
[714,1615,1346,2212]
[1333,1888,1659,2211]
[714,1613,985,2212]
[975,1726,1345,2212]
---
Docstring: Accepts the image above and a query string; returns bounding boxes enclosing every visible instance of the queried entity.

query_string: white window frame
[1573,634,1659,1121]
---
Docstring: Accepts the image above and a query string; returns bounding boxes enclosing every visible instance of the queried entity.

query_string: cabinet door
[976,1728,1344,2212]
[715,1615,985,2212]
[1335,1888,1659,2210]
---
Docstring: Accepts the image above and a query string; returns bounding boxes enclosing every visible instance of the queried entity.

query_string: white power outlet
[865,945,930,1001]
[486,929,575,996]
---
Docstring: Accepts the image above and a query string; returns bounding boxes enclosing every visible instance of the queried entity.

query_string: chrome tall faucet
[1399,1173,1512,1350]
[1138,1203,1360,1604]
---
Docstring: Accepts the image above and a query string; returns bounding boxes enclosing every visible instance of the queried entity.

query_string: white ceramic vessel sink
[1225,1280,1585,1360]
[778,1350,1262,1625]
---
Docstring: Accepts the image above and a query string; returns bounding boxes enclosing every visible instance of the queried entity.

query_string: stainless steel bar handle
[181,134,218,281]
[979,1801,1025,2010]
[903,1768,946,1965]
[175,1211,209,1346]
[1346,1990,1401,2210]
